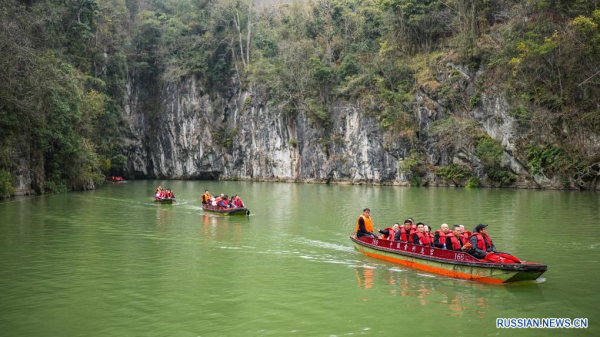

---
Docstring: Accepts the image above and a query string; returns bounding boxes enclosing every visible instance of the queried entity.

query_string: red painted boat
[202,204,250,216]
[350,236,547,283]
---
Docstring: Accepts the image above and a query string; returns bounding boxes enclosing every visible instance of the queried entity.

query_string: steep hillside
[1,0,599,196]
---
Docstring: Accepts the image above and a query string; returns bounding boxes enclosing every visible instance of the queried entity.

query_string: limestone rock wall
[121,65,600,190]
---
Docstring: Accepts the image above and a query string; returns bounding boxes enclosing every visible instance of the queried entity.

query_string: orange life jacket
[355,215,374,233]
[470,233,492,251]
[446,235,465,250]
[202,193,210,203]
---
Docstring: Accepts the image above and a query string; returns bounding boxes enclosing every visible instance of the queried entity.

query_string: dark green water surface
[1,181,598,336]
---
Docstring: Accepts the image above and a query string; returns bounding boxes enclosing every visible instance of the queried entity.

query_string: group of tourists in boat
[154,185,175,200]
[356,208,520,264]
[201,190,245,208]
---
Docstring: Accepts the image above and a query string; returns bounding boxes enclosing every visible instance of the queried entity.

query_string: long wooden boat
[202,204,250,216]
[350,236,547,284]
[154,198,176,204]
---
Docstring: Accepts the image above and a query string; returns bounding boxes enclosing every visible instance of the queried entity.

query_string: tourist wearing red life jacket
[459,225,471,240]
[407,218,416,231]
[434,223,450,248]
[355,208,377,238]
[378,223,399,241]
[232,195,244,208]
[469,224,497,259]
[424,224,434,242]
[395,219,415,242]
[410,223,431,246]
[446,225,471,252]
[218,195,230,208]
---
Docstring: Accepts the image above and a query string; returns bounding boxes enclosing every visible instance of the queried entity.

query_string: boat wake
[294,237,355,253]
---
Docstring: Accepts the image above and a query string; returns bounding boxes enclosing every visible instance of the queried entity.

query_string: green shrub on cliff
[0,170,14,197]
[466,176,480,188]
[435,164,471,185]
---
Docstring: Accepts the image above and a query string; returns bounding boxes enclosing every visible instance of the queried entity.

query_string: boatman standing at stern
[201,190,211,205]
[356,208,377,238]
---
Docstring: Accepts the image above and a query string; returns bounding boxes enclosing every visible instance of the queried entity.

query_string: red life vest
[414,232,430,246]
[399,227,413,242]
[381,227,396,241]
[462,231,472,240]
[435,229,447,243]
[470,233,492,251]
[235,198,243,208]
[446,235,464,250]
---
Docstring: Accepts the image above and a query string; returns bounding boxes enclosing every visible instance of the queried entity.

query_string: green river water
[0,180,598,336]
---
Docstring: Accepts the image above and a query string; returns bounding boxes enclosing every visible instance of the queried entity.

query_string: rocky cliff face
[122,70,408,185]
[122,64,600,190]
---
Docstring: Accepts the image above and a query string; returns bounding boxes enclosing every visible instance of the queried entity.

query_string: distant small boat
[350,236,547,283]
[202,204,250,216]
[108,176,126,182]
[154,198,176,204]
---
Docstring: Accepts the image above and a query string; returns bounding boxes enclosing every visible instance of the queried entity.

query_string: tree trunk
[246,0,252,66]
[234,10,246,67]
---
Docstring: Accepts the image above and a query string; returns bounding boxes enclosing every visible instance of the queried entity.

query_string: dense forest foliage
[1,0,598,195]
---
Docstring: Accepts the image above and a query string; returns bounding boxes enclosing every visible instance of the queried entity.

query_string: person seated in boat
[168,189,175,199]
[406,218,416,231]
[424,224,434,243]
[233,195,245,208]
[459,225,472,240]
[201,190,211,205]
[378,223,399,241]
[155,185,163,198]
[210,196,217,206]
[218,195,230,208]
[355,208,377,238]
[410,223,432,246]
[434,223,450,249]
[446,225,471,252]
[468,224,497,259]
[395,219,415,242]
